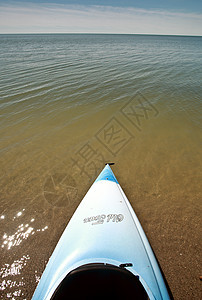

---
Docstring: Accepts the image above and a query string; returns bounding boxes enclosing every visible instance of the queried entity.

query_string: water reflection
[0,255,30,298]
[1,211,48,250]
[1,223,45,250]
[0,209,49,298]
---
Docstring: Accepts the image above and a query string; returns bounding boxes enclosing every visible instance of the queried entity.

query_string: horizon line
[0,33,201,37]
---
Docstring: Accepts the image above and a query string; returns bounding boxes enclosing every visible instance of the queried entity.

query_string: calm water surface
[0,34,201,299]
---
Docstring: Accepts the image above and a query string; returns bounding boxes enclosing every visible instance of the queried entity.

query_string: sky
[0,0,202,35]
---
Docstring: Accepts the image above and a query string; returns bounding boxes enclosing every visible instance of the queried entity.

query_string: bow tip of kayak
[95,163,119,184]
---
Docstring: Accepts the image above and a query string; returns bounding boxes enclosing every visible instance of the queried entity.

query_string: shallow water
[0,34,201,299]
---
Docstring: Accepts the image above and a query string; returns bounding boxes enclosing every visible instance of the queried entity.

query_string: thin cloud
[0,2,201,35]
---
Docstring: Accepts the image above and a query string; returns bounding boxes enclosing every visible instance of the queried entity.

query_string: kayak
[32,164,172,299]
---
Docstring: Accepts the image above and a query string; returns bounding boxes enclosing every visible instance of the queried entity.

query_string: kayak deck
[32,164,171,300]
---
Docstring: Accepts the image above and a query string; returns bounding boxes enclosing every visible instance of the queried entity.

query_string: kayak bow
[32,164,172,300]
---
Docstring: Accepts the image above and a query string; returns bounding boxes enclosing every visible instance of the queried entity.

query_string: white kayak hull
[32,164,171,299]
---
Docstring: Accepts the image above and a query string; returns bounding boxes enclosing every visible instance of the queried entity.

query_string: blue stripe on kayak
[95,164,119,184]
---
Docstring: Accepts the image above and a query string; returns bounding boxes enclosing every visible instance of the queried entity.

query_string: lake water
[0,34,201,299]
